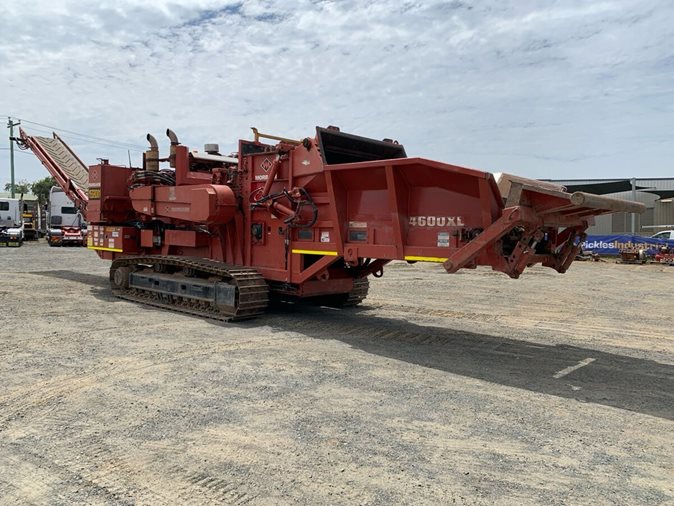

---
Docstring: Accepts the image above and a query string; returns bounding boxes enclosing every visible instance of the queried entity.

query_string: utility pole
[7,117,21,198]
[630,177,636,235]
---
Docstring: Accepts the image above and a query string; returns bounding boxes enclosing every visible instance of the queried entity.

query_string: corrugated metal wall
[654,201,674,227]
[548,178,674,235]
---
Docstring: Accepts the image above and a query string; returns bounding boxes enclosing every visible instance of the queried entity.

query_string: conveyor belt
[496,173,646,217]
[31,134,89,191]
[19,129,89,209]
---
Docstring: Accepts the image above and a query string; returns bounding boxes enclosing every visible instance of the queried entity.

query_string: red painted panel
[164,230,209,248]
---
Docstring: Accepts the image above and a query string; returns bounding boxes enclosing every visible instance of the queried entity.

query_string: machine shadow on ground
[31,270,111,290]
[261,305,674,421]
[30,269,674,421]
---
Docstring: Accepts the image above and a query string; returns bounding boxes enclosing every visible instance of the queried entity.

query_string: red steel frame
[20,127,645,298]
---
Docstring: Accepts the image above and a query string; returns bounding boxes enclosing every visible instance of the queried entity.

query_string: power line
[20,118,147,150]
[16,123,146,152]
[20,118,146,149]
[0,148,33,154]
[1,114,147,150]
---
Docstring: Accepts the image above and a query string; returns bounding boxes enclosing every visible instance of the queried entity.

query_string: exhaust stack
[144,134,160,172]
[166,129,180,168]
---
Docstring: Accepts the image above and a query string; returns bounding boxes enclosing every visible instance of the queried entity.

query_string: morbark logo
[260,158,273,172]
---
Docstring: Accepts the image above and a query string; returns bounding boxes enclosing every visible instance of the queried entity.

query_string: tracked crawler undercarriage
[109,256,270,321]
[109,256,369,321]
[304,278,370,308]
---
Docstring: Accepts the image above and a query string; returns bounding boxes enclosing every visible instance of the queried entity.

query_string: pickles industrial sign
[582,235,674,255]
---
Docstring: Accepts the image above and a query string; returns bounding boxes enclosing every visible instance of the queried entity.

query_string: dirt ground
[1,241,673,505]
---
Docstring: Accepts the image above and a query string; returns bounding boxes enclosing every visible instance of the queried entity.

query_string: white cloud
[1,0,673,188]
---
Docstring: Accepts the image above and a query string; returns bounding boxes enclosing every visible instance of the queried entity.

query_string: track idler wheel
[112,266,131,289]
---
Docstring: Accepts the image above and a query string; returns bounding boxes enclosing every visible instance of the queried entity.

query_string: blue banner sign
[581,235,674,255]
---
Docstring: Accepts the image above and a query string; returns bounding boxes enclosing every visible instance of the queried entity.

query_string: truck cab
[47,187,87,246]
[0,198,24,246]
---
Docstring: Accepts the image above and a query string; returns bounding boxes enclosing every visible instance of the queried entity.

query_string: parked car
[650,230,674,240]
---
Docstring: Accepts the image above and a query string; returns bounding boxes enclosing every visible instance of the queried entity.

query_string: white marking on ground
[553,358,596,379]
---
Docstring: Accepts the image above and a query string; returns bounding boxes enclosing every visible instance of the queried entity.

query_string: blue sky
[1,0,673,188]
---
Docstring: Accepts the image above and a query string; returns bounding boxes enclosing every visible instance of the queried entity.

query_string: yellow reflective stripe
[291,249,339,256]
[404,255,448,263]
[88,245,123,253]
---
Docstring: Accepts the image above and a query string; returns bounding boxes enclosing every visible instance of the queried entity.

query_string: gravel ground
[0,241,673,505]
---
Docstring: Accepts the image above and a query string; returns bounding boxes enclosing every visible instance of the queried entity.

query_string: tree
[30,176,57,205]
[3,179,31,195]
